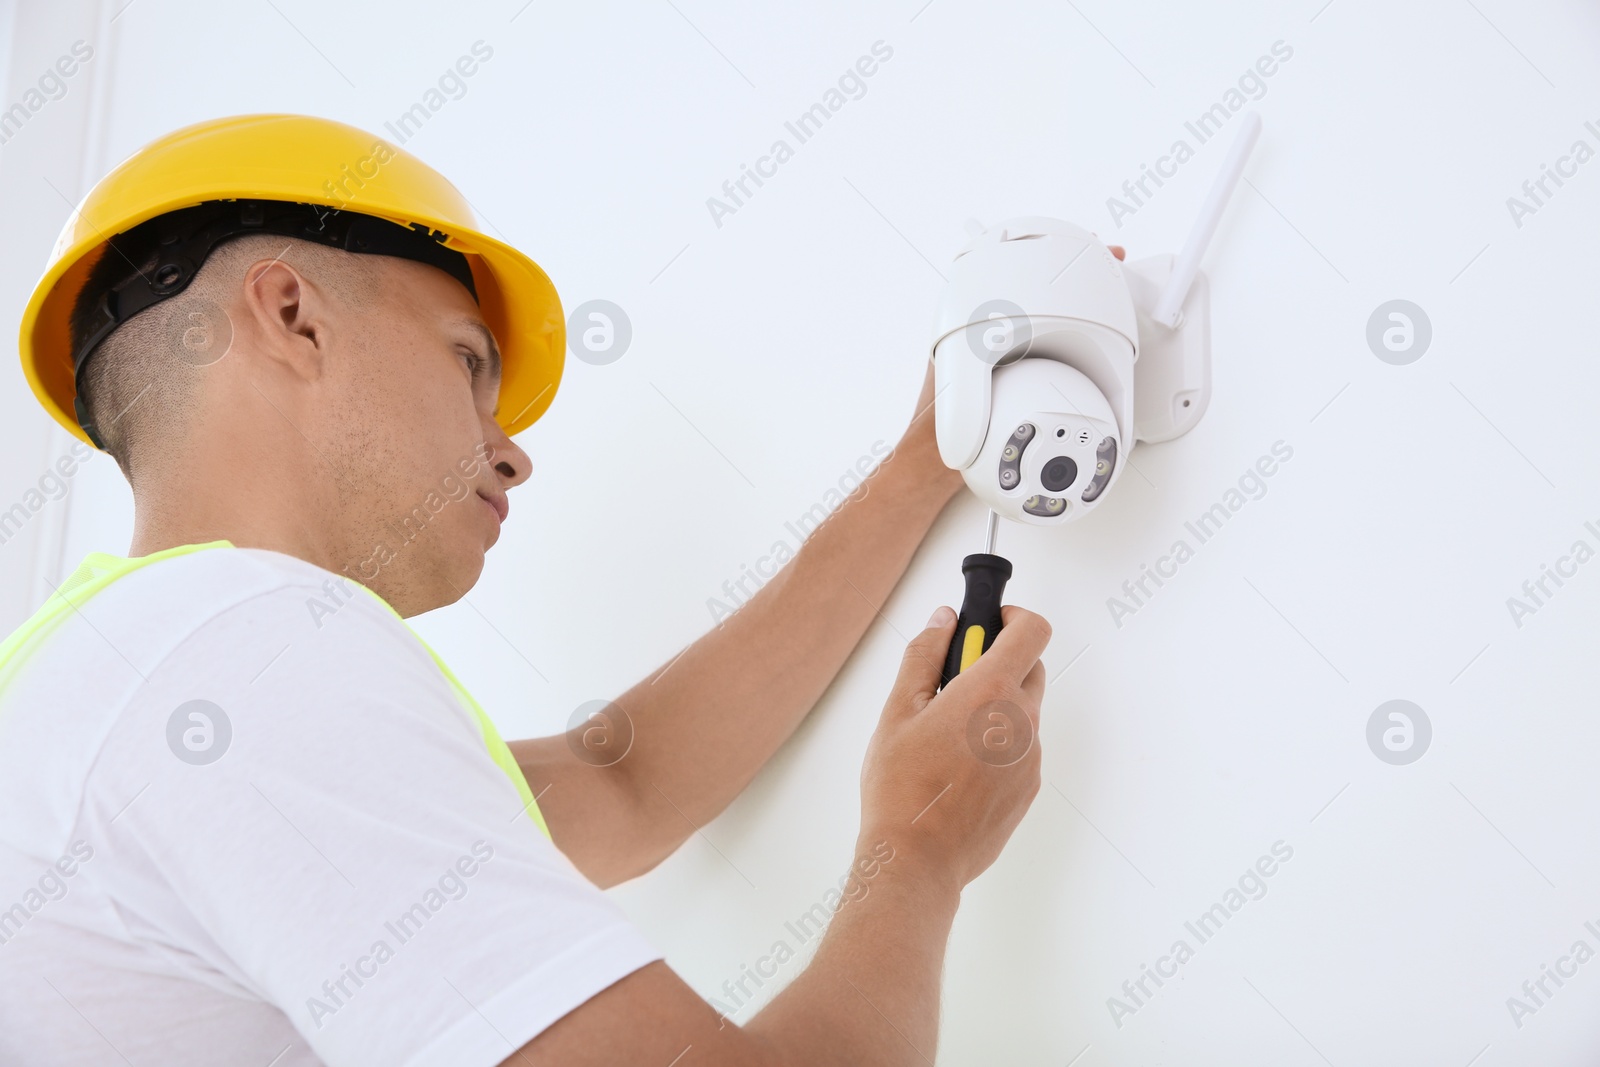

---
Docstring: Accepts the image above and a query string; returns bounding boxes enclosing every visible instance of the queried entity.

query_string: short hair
[68,226,381,478]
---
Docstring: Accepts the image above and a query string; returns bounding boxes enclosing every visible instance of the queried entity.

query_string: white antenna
[1150,110,1262,330]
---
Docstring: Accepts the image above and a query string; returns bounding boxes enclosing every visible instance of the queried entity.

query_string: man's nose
[483,417,531,488]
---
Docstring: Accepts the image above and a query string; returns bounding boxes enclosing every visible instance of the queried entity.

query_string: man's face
[322,257,529,612]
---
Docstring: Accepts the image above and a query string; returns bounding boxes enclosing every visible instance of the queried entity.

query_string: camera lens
[1040,456,1078,493]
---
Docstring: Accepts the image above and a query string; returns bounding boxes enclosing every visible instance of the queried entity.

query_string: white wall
[0,0,113,624]
[4,1,1600,1062]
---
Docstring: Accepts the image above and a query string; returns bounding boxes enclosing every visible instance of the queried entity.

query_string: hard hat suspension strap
[71,199,479,449]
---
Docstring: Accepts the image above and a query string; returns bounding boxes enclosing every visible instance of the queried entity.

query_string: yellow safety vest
[0,540,549,838]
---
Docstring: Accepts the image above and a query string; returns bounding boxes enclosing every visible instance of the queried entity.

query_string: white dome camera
[932,113,1261,526]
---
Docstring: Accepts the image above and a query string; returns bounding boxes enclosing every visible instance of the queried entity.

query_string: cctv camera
[930,113,1260,526]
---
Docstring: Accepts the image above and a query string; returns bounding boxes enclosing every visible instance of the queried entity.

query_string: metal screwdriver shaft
[940,509,1013,689]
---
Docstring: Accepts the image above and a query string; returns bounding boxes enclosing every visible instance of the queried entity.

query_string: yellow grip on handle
[958,624,986,672]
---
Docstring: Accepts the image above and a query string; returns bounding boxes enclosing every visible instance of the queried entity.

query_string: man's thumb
[887,606,956,715]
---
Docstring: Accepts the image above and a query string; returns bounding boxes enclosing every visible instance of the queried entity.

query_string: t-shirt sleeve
[82,578,662,1067]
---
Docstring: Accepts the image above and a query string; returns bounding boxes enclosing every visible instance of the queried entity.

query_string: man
[0,114,1104,1065]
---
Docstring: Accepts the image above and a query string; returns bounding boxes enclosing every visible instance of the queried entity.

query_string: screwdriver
[939,509,1012,689]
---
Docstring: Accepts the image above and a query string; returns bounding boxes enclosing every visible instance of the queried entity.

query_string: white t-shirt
[0,545,661,1066]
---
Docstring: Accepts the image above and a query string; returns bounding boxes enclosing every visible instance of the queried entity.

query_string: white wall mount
[931,111,1261,526]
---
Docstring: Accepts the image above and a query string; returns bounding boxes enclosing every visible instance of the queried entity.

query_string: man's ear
[240,257,328,382]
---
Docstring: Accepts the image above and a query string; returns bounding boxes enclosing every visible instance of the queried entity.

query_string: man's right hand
[504,605,1053,1067]
[858,604,1051,893]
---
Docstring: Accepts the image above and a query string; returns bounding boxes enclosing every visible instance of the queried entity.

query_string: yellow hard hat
[19,113,565,449]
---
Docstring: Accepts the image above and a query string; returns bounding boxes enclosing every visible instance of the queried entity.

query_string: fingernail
[927,605,954,627]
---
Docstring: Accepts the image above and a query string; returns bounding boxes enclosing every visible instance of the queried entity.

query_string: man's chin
[440,544,488,606]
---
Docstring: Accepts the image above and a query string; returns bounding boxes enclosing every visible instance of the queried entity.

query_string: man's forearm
[515,839,965,1066]
[745,840,961,1066]
[610,404,962,860]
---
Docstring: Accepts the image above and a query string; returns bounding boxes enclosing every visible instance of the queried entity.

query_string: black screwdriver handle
[939,553,1012,689]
